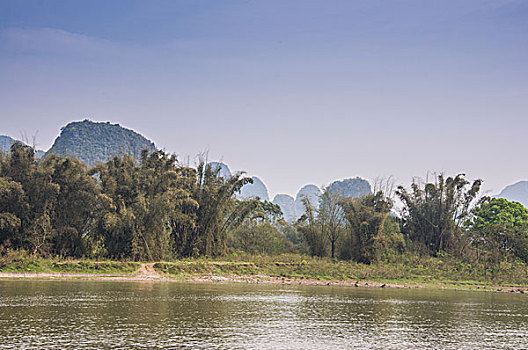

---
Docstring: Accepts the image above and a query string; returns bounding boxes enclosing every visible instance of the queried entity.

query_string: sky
[1,0,527,198]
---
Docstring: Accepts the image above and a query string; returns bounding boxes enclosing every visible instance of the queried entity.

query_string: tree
[171,161,254,257]
[469,197,528,263]
[339,191,397,263]
[43,155,105,257]
[296,188,345,258]
[92,154,138,259]
[92,150,195,260]
[229,222,293,255]
[318,189,345,258]
[396,174,481,256]
[1,142,59,254]
[297,196,328,257]
[471,197,528,229]
[228,198,292,255]
[0,177,26,249]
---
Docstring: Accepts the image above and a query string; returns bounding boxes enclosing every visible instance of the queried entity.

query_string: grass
[153,253,528,288]
[2,250,528,290]
[0,251,139,274]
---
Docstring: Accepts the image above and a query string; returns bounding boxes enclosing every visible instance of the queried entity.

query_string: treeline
[0,143,285,260]
[297,174,528,267]
[1,142,528,266]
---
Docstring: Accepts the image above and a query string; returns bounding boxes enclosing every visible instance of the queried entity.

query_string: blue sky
[1,0,527,197]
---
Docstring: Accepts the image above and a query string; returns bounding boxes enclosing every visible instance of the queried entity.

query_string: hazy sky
[1,0,527,198]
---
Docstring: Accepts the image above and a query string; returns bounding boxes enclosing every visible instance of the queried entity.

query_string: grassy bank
[153,253,528,289]
[0,251,139,274]
[1,251,528,291]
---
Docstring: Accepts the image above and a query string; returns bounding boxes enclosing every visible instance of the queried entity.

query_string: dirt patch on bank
[136,263,164,280]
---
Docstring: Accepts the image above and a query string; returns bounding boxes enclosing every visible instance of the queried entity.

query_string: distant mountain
[206,162,270,202]
[273,178,372,222]
[294,184,323,219]
[272,194,296,222]
[0,135,18,153]
[46,120,156,167]
[1,135,45,158]
[208,162,232,179]
[238,176,270,201]
[497,181,528,207]
[327,177,371,198]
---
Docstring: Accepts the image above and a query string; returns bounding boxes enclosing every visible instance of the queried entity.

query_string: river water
[0,280,527,349]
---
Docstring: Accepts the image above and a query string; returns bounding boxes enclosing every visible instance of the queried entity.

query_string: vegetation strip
[1,255,527,294]
[3,142,528,292]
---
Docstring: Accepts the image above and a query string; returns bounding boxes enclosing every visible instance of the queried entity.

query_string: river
[0,280,526,349]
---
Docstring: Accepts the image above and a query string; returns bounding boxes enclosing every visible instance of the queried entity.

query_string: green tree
[339,191,398,263]
[92,154,137,259]
[229,222,292,255]
[228,199,291,255]
[318,189,345,258]
[396,174,481,256]
[0,177,26,249]
[1,142,59,254]
[469,197,528,263]
[296,188,347,258]
[44,155,105,257]
[297,196,328,257]
[92,150,195,260]
[171,161,254,257]
[471,197,528,229]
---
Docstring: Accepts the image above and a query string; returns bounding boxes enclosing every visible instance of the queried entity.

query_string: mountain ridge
[497,180,528,207]
[0,135,45,158]
[46,120,156,166]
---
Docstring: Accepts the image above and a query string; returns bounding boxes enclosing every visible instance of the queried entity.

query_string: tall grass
[0,249,139,274]
[154,252,528,286]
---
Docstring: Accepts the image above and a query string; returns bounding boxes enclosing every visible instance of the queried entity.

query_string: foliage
[278,221,309,253]
[318,189,345,258]
[469,197,528,263]
[470,197,528,230]
[297,195,329,257]
[91,150,195,261]
[0,142,59,254]
[297,188,404,263]
[396,174,481,256]
[228,222,293,255]
[171,161,254,257]
[44,155,106,257]
[0,144,257,260]
[5,137,528,288]
[227,198,291,255]
[339,191,401,263]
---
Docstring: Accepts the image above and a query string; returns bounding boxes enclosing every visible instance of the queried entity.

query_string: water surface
[0,280,526,349]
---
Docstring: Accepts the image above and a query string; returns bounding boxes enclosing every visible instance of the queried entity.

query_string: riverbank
[1,253,527,293]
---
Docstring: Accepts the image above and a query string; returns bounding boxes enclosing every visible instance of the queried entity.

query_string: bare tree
[318,189,345,258]
[373,175,396,200]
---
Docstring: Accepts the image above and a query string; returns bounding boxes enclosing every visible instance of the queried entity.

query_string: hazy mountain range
[208,161,372,221]
[2,120,528,218]
[208,162,270,202]
[273,179,372,222]
[496,181,528,208]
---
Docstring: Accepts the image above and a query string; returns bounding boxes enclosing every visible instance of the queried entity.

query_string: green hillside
[46,120,156,166]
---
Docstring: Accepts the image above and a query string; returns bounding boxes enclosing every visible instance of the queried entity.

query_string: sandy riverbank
[1,263,526,294]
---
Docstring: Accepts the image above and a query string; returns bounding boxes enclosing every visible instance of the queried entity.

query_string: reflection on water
[0,280,527,349]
